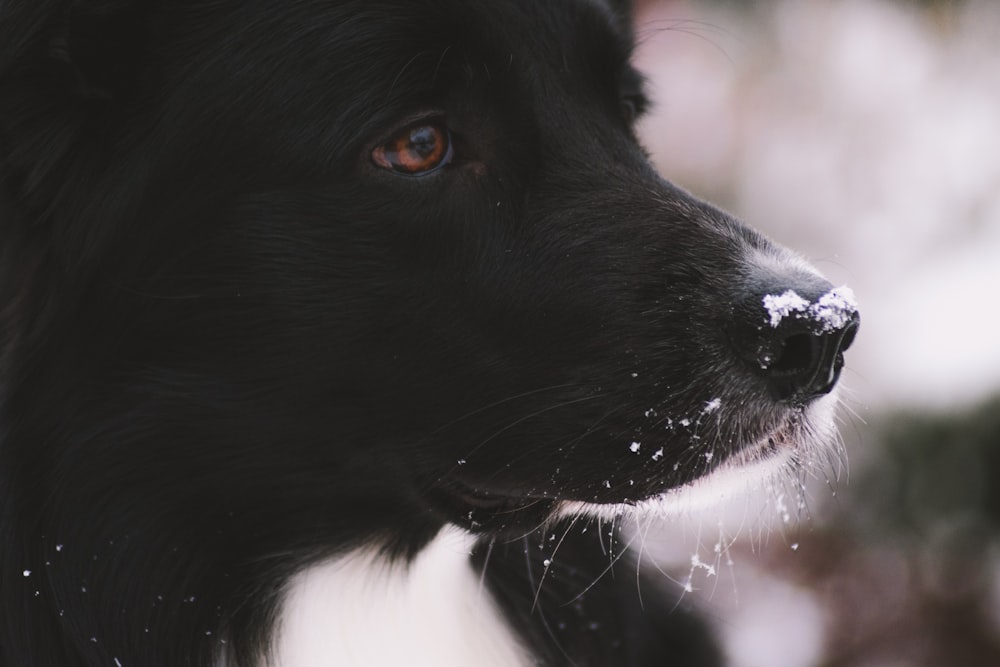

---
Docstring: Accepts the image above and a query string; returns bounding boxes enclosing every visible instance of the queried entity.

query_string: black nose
[729,280,860,403]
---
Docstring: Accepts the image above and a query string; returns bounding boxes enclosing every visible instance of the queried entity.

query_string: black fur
[0,1,853,665]
[472,522,724,666]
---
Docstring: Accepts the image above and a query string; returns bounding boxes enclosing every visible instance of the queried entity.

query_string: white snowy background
[632,1,1000,665]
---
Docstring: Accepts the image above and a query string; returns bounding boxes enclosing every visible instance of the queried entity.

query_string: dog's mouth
[557,401,835,521]
[740,409,801,460]
[426,405,816,533]
[426,482,557,534]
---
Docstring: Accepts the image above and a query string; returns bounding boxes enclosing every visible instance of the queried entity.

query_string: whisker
[386,51,430,101]
[477,537,496,598]
[437,393,600,483]
[429,383,579,437]
[566,528,640,606]
[521,537,574,664]
[531,516,580,613]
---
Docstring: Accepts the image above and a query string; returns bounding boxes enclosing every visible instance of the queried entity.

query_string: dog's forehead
[331,3,629,112]
[370,0,629,57]
[353,0,636,96]
[152,0,641,166]
[194,1,632,83]
[312,0,634,64]
[491,0,633,55]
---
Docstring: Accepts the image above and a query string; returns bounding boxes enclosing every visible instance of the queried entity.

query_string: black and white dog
[0,1,859,665]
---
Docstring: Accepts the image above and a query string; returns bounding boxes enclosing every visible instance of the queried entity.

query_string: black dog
[0,1,858,665]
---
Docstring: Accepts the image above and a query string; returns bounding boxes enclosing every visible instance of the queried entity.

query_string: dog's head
[1,0,857,550]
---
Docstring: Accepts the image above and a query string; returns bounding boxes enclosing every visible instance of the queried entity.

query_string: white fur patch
[271,527,530,667]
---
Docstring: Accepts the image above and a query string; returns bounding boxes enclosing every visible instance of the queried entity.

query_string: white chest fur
[272,528,530,667]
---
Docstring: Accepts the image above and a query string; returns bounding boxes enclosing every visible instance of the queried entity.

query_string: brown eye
[372,122,453,175]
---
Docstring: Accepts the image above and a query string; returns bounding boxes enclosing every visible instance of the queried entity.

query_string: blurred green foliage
[849,395,1000,543]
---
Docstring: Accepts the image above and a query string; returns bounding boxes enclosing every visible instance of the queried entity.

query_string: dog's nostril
[840,317,859,351]
[765,318,857,401]
[730,282,860,403]
[769,332,814,374]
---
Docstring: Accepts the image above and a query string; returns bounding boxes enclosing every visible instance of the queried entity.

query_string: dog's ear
[0,0,149,233]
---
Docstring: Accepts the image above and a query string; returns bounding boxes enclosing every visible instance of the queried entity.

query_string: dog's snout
[729,278,860,403]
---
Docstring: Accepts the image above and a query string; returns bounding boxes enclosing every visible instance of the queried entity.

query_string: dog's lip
[554,410,808,519]
[437,483,524,510]
[426,481,556,531]
[427,411,805,523]
[740,409,802,460]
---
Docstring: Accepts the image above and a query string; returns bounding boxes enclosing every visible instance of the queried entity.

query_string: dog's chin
[556,392,841,523]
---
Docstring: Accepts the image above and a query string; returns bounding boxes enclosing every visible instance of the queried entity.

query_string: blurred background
[630,1,1000,665]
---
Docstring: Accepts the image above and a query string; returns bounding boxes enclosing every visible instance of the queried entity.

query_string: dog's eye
[372,122,453,175]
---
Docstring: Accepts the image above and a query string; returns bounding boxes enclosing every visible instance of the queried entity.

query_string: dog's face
[1,0,857,548]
